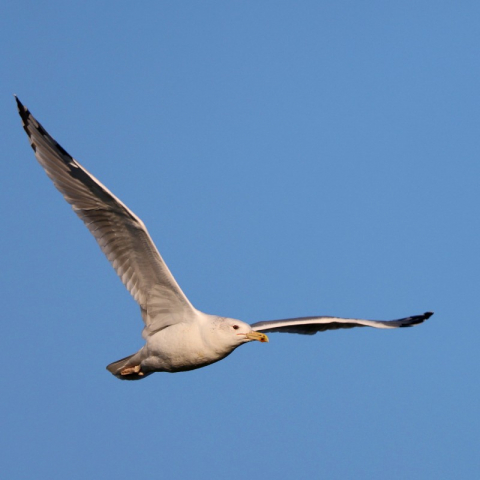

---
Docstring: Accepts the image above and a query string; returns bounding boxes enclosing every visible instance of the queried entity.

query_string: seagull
[16,97,433,380]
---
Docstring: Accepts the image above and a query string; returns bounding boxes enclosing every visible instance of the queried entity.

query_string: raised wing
[16,97,196,328]
[251,311,433,335]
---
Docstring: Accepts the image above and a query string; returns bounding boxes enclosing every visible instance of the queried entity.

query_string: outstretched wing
[251,311,433,335]
[16,97,196,328]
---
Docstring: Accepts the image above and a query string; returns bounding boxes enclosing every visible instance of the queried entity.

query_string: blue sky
[2,2,479,479]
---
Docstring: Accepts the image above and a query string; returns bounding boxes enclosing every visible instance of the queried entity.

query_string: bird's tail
[106,352,150,381]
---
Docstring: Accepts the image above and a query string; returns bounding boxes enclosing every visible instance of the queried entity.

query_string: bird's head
[216,317,269,347]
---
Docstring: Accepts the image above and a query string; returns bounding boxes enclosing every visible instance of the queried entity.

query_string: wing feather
[16,97,195,324]
[251,311,433,335]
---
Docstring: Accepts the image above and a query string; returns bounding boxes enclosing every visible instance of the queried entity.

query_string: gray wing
[16,97,196,331]
[251,311,433,335]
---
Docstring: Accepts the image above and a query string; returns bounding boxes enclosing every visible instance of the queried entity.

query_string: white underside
[140,314,242,373]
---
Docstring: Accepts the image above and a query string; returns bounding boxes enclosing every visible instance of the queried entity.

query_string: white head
[211,317,269,351]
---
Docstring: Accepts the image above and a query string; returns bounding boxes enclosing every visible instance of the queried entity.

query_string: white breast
[142,320,235,372]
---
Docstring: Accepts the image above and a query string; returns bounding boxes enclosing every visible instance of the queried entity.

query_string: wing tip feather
[15,95,31,128]
[399,310,434,328]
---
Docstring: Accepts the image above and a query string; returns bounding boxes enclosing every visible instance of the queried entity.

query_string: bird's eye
[232,325,239,330]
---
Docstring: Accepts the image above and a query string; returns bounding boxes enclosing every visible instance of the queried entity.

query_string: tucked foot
[120,365,142,376]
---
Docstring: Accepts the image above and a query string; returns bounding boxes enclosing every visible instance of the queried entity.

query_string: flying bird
[16,97,433,380]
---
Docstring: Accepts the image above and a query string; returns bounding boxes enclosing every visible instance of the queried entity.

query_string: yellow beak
[245,331,269,343]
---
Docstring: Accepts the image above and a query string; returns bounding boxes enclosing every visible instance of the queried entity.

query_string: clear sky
[2,2,479,479]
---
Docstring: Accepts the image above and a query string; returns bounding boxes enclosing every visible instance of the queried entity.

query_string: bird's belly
[141,325,231,373]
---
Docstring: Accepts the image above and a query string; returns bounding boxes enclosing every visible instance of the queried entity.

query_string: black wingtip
[14,94,23,109]
[14,95,30,125]
[398,311,434,327]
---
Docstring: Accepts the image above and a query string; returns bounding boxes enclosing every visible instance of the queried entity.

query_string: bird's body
[16,96,433,380]
[130,314,256,378]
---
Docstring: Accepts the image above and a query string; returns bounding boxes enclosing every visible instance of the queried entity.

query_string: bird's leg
[120,365,144,376]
